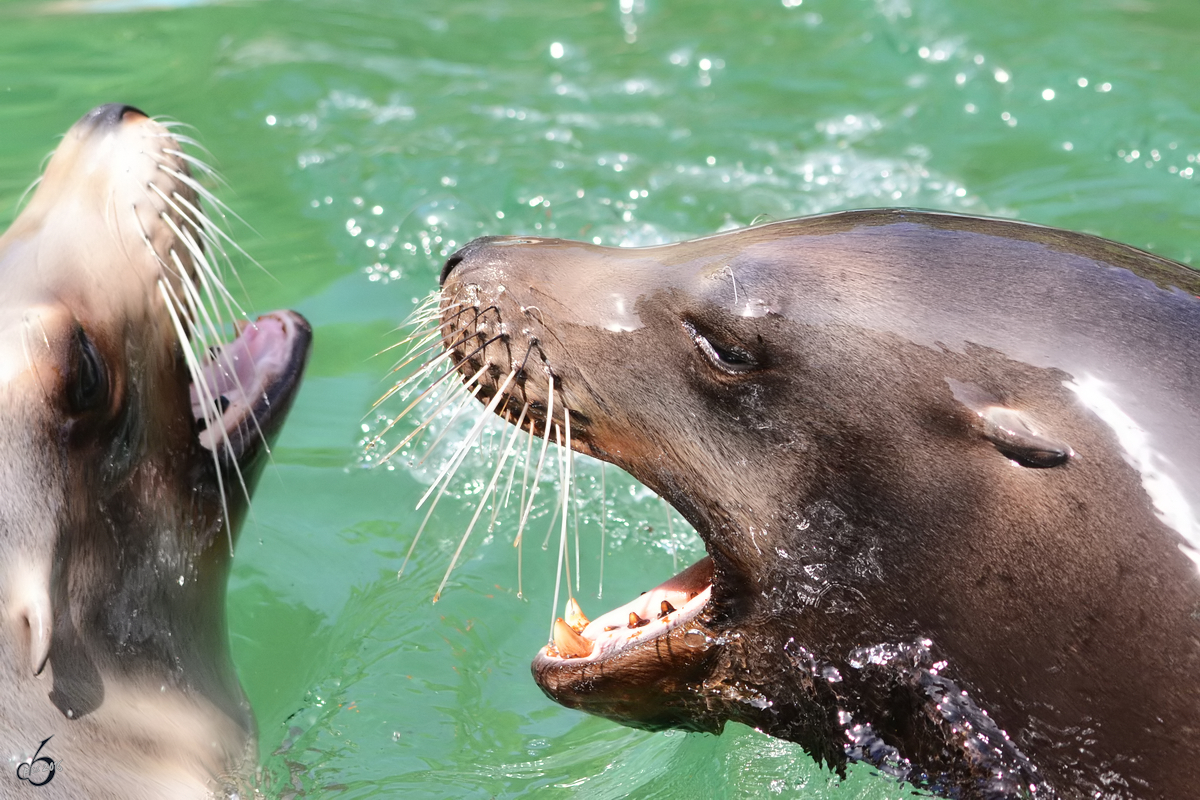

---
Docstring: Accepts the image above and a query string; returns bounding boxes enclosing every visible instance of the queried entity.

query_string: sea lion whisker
[416,370,515,510]
[393,293,446,334]
[176,233,242,344]
[598,462,606,599]
[373,331,499,417]
[155,161,246,231]
[160,279,236,557]
[492,402,530,532]
[572,447,581,593]
[162,148,225,183]
[155,206,246,326]
[161,273,256,495]
[516,404,536,541]
[155,130,210,157]
[165,192,261,315]
[15,175,42,213]
[394,378,481,581]
[163,186,240,273]
[411,369,484,467]
[376,376,471,461]
[515,373,555,547]
[171,252,273,459]
[378,322,442,358]
[157,164,260,267]
[385,332,453,375]
[371,357,447,415]
[160,269,251,482]
[169,249,226,353]
[439,303,498,334]
[549,419,575,638]
[432,378,526,603]
[404,290,447,318]
[398,377,502,582]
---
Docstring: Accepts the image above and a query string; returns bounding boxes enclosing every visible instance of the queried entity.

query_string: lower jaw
[532,557,717,705]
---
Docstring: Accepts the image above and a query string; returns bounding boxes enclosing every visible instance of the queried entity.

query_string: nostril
[81,104,149,130]
[440,252,465,286]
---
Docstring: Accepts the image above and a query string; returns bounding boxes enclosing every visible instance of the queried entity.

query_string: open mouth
[191,310,312,460]
[538,556,715,664]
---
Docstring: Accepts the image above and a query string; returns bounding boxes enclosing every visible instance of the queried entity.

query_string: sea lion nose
[440,236,506,286]
[80,104,149,130]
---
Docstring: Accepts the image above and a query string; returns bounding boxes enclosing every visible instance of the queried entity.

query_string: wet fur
[438,211,1200,799]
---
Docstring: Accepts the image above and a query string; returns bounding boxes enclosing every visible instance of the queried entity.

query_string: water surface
[1,0,1198,796]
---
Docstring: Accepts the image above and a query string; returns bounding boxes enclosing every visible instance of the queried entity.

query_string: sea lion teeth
[658,600,675,619]
[565,597,589,632]
[552,618,593,659]
[628,612,648,628]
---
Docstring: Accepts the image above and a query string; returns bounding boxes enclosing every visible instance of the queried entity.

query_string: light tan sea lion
[0,104,311,798]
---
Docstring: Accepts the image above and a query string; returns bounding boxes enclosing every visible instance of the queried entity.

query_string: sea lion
[437,210,1200,799]
[0,105,311,798]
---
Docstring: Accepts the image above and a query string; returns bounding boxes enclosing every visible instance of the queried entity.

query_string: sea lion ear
[977,406,1074,468]
[22,588,53,676]
[946,378,1074,469]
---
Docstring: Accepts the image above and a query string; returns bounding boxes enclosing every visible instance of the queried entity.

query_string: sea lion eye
[682,320,757,374]
[69,327,109,413]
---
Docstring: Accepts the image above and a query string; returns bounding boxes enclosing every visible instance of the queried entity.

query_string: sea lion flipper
[979,406,1074,468]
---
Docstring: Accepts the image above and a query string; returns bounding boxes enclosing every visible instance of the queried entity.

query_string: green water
[2,0,1199,797]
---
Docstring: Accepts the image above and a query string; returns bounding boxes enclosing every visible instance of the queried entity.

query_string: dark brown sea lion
[437,210,1200,799]
[0,105,311,798]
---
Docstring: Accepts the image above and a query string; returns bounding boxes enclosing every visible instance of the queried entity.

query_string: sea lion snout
[441,235,551,285]
[77,103,147,131]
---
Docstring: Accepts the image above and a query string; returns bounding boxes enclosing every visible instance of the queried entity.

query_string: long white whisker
[570,437,580,593]
[563,409,574,601]
[515,373,555,546]
[433,390,527,603]
[414,370,484,468]
[549,420,572,638]
[666,499,677,574]
[598,462,607,599]
[395,381,484,579]
[372,349,455,413]
[157,164,261,269]
[491,403,529,533]
[159,280,234,557]
[168,242,270,463]
[375,378,466,461]
[416,370,515,510]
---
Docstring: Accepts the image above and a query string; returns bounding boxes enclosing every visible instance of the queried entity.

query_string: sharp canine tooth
[659,600,675,619]
[553,618,592,659]
[565,597,589,632]
[628,612,648,628]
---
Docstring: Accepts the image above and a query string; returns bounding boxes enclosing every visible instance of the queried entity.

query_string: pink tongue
[190,314,295,451]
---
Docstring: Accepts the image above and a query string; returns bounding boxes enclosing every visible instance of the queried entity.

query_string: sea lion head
[438,213,1200,796]
[0,104,311,795]
[436,229,850,737]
